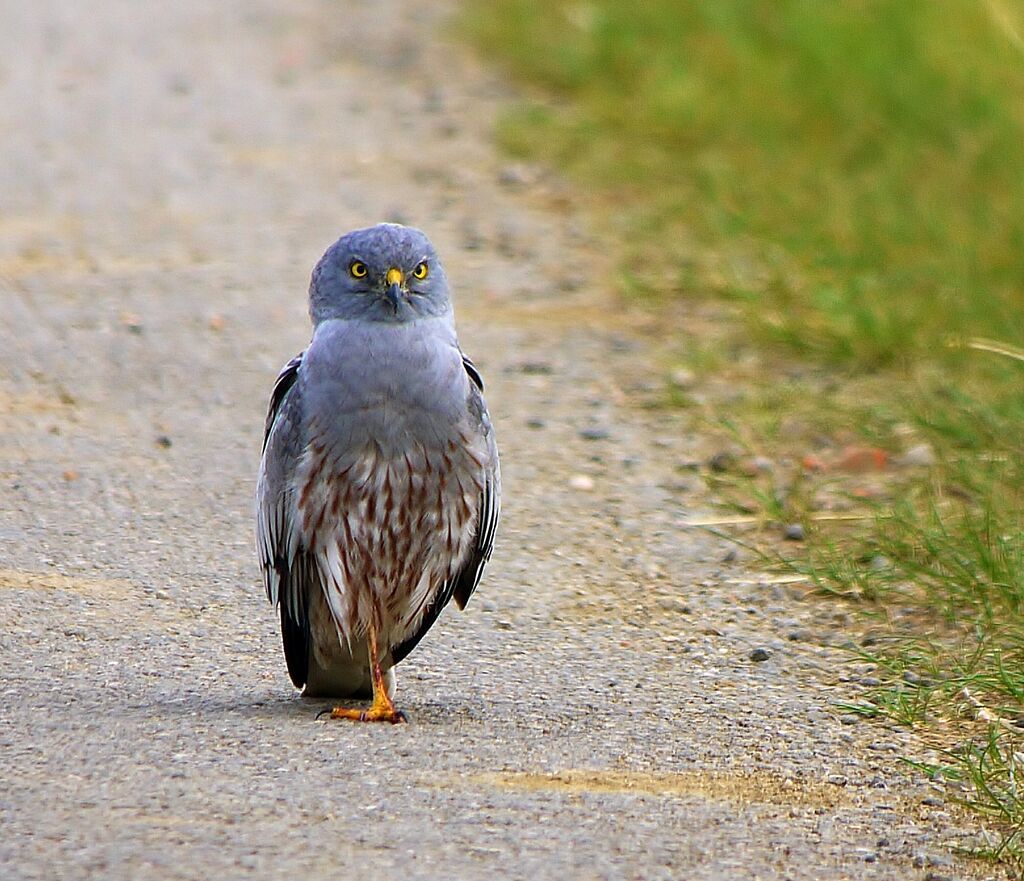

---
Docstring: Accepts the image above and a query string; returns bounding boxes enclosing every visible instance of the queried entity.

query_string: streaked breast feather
[297,439,483,647]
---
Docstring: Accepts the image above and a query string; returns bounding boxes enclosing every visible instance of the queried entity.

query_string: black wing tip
[280,599,309,689]
[278,551,314,690]
[453,559,485,610]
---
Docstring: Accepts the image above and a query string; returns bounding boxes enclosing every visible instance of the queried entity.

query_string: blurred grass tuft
[463,1,1024,364]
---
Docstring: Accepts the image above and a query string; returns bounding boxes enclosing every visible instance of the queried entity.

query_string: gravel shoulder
[0,2,1007,879]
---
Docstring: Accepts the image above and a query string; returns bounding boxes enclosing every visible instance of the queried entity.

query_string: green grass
[462,0,1024,867]
[464,0,1024,366]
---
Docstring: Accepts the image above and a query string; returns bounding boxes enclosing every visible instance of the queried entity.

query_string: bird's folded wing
[256,351,312,687]
[256,350,304,604]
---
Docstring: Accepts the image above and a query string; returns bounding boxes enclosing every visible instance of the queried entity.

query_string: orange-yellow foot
[324,704,407,724]
[317,628,406,723]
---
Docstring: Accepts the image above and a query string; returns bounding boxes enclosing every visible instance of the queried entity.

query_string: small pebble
[921,796,944,807]
[497,163,534,187]
[839,714,860,726]
[525,419,546,430]
[902,669,926,686]
[168,74,192,95]
[495,223,528,258]
[556,274,582,292]
[578,426,610,441]
[459,220,484,251]
[155,435,173,448]
[518,361,553,375]
[568,474,595,491]
[897,442,936,467]
[668,368,695,389]
[608,335,638,353]
[120,311,144,333]
[749,647,771,662]
[708,451,735,473]
[422,86,444,114]
[783,523,806,541]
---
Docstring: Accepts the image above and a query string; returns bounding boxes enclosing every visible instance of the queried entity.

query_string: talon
[318,623,409,724]
[324,704,408,724]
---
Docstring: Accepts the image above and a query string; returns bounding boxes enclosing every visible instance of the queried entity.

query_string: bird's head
[308,223,452,325]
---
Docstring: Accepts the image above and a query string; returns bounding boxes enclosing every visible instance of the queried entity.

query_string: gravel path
[0,2,1006,879]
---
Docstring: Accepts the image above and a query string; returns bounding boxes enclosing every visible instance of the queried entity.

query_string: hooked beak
[384,267,404,311]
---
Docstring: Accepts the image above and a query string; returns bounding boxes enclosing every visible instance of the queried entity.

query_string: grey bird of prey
[256,224,500,723]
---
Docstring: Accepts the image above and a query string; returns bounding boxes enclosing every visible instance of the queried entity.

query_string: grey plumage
[256,224,499,713]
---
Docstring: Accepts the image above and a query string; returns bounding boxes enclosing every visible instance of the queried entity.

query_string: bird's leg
[327,620,407,724]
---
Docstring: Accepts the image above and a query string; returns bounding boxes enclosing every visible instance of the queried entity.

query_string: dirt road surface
[0,2,1005,879]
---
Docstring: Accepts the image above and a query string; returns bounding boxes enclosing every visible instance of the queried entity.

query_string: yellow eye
[412,261,429,280]
[349,260,368,279]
